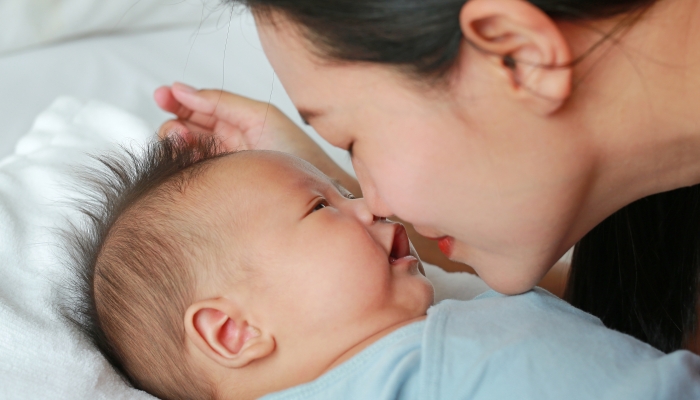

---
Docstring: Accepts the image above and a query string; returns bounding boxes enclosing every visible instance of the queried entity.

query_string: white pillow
[0,97,154,399]
[0,97,487,399]
[0,0,225,55]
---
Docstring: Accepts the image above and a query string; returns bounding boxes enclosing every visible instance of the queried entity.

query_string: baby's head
[66,137,433,400]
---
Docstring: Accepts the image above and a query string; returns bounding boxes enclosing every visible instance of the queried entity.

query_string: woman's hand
[154,82,360,195]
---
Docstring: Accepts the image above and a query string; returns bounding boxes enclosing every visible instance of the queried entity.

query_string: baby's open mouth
[389,224,411,263]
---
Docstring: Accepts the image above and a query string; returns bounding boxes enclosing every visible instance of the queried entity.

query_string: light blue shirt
[261,289,700,400]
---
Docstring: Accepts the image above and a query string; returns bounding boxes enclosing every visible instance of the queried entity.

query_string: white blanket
[0,98,488,399]
[0,98,154,399]
[0,0,223,55]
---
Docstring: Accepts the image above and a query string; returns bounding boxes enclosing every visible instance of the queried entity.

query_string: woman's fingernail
[173,82,197,94]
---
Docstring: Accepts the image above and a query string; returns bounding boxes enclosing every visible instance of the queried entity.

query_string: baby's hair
[62,135,231,400]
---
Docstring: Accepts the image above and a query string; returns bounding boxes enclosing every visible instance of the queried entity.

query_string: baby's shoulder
[428,287,602,333]
[421,289,700,400]
[261,322,425,400]
[424,289,654,368]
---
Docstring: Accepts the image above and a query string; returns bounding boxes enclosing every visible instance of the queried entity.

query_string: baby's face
[198,151,433,376]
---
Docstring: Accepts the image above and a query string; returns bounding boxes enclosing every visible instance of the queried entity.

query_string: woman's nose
[352,161,393,218]
[362,188,393,219]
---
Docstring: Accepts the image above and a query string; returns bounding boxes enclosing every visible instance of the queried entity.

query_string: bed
[0,2,490,398]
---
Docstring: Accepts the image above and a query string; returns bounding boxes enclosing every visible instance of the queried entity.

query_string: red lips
[437,236,454,258]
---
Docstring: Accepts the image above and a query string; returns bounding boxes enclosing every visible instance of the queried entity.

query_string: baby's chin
[422,279,436,309]
[408,242,425,276]
[416,259,426,277]
[405,246,434,308]
[407,271,435,312]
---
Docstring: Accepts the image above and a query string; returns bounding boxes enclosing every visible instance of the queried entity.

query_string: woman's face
[256,17,594,294]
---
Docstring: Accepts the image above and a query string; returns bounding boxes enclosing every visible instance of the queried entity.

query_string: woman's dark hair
[566,186,700,353]
[225,0,700,353]
[228,0,657,77]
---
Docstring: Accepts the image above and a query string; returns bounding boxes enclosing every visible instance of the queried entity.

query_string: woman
[156,0,700,354]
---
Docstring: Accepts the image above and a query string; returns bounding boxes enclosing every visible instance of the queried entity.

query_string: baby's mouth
[389,224,411,263]
[388,224,424,275]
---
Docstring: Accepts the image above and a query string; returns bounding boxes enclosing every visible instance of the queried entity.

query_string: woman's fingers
[157,119,189,139]
[157,118,218,142]
[171,82,269,130]
[155,84,228,131]
[158,118,253,152]
[156,83,312,153]
[154,86,193,119]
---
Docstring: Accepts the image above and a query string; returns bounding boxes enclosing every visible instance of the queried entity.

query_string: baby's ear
[185,299,275,368]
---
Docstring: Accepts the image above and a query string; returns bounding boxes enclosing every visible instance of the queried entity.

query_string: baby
[65,136,700,400]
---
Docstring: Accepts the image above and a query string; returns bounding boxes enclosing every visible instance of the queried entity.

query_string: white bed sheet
[0,10,353,175]
[0,0,223,55]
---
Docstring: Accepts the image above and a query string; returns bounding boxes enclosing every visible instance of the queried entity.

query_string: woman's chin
[477,268,544,295]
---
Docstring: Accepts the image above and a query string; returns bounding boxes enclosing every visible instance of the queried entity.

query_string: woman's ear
[184,299,275,368]
[458,0,573,115]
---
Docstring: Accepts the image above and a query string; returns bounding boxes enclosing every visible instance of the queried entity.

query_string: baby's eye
[313,199,329,212]
[345,193,356,200]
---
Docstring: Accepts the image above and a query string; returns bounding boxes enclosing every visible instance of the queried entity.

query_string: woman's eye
[313,200,328,212]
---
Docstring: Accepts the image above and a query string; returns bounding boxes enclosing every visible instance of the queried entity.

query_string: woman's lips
[421,233,455,258]
[437,236,454,258]
[414,226,454,258]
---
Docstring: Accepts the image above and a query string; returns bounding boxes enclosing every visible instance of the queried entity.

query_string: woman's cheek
[375,163,436,226]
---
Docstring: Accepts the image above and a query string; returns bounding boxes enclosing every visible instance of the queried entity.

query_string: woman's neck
[555,0,700,252]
